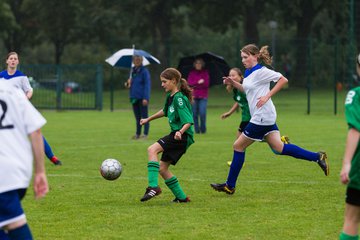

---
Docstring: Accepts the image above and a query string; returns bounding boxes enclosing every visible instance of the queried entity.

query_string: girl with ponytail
[139,68,194,203]
[211,44,329,195]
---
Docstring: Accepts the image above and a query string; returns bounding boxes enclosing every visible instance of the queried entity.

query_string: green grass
[23,88,348,239]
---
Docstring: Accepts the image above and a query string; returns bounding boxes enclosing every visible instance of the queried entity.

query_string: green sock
[147,161,160,188]
[165,176,186,200]
[340,232,359,240]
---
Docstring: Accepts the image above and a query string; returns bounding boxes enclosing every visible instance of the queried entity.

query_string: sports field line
[47,174,337,186]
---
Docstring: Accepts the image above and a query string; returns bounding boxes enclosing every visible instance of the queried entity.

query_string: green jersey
[163,92,194,148]
[232,89,251,122]
[345,86,360,190]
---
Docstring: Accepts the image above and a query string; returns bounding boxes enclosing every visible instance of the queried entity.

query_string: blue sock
[7,224,32,240]
[0,229,10,240]
[226,151,245,188]
[43,136,54,160]
[281,144,319,162]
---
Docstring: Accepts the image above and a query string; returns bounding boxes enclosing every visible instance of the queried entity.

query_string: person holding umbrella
[125,55,151,140]
[187,58,210,134]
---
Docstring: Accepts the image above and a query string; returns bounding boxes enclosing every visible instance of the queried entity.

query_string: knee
[147,145,157,155]
[270,144,283,154]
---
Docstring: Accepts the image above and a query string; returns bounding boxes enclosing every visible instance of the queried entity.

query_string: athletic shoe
[210,183,235,195]
[281,135,291,144]
[140,135,148,140]
[317,152,329,176]
[131,135,140,140]
[172,196,191,203]
[140,187,162,202]
[53,160,62,166]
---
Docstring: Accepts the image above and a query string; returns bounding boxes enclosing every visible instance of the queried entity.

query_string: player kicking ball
[139,68,194,203]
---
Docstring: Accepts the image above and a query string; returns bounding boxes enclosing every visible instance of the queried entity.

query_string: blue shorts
[243,122,279,141]
[0,189,27,228]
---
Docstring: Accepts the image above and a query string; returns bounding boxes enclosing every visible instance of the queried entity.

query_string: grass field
[23,87,349,239]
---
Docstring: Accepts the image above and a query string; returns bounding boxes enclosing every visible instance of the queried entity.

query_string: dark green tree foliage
[33,0,89,64]
[1,0,39,53]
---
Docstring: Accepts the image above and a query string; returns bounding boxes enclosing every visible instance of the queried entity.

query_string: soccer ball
[100,159,122,180]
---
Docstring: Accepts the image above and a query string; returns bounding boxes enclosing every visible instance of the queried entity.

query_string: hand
[174,131,182,140]
[140,118,149,126]
[256,95,270,108]
[198,79,204,84]
[124,79,131,88]
[223,76,233,85]
[221,112,230,119]
[340,162,351,184]
[33,172,48,199]
[142,99,148,106]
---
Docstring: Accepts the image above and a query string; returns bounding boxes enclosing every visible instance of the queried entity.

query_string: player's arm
[175,123,191,140]
[340,128,360,184]
[29,130,48,199]
[140,109,164,125]
[221,102,238,119]
[26,90,33,99]
[223,77,244,92]
[256,76,288,108]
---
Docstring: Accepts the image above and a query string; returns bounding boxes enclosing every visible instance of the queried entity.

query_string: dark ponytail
[179,78,193,103]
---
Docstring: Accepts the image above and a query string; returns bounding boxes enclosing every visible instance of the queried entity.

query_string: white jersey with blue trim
[242,66,282,125]
[0,82,46,193]
[0,70,33,95]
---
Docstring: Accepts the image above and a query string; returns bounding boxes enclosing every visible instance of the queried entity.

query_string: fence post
[306,38,312,115]
[334,38,338,115]
[56,65,62,110]
[96,64,103,111]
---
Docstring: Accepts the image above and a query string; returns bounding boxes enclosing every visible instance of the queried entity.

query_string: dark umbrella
[177,52,230,86]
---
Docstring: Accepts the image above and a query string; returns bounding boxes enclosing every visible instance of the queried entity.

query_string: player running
[211,44,329,195]
[0,52,62,165]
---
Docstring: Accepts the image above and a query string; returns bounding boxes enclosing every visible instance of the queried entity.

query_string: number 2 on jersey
[0,100,14,129]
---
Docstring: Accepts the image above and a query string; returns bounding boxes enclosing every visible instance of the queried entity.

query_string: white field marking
[63,141,230,150]
[47,174,335,185]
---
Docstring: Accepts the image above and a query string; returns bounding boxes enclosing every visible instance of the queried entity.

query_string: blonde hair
[160,68,193,102]
[226,68,243,92]
[241,44,272,66]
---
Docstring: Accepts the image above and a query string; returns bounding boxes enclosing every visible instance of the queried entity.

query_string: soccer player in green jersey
[139,68,194,203]
[339,53,360,240]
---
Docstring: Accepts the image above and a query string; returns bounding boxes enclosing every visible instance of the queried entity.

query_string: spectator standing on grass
[339,53,360,240]
[0,82,48,240]
[139,68,194,203]
[187,58,210,134]
[125,55,151,140]
[0,52,62,165]
[210,44,329,195]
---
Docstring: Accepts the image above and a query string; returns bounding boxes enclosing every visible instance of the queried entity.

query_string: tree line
[0,0,357,87]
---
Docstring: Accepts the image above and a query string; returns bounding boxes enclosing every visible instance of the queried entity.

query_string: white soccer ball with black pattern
[100,159,122,180]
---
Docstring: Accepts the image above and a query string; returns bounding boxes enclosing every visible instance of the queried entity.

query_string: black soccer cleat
[172,196,191,203]
[53,160,62,166]
[140,187,162,202]
[317,151,329,176]
[210,183,235,195]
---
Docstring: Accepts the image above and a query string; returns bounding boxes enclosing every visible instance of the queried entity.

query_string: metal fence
[20,64,103,110]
